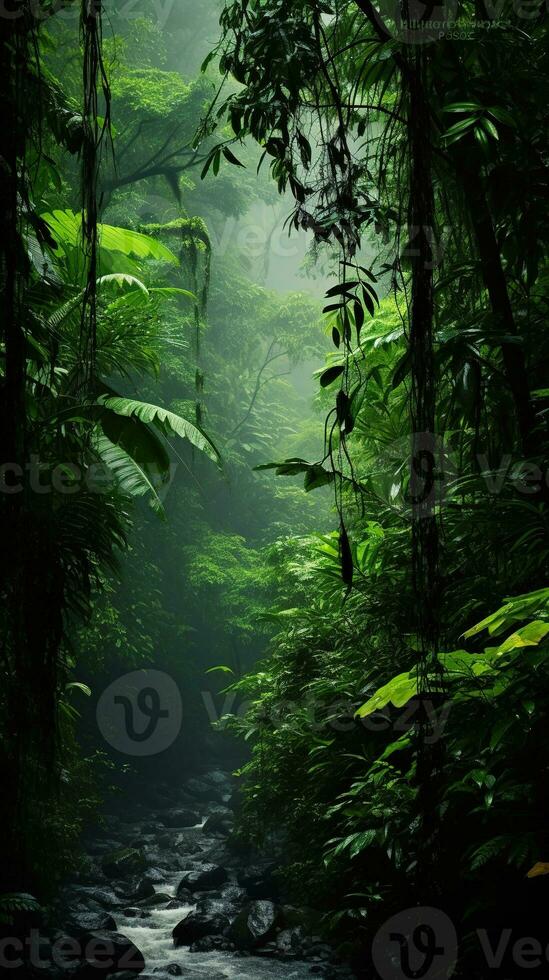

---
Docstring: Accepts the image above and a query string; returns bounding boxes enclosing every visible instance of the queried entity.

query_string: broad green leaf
[355,671,418,718]
[65,681,92,696]
[98,396,220,463]
[106,286,195,311]
[95,433,167,518]
[443,101,484,113]
[98,273,149,293]
[320,364,345,388]
[495,620,549,655]
[42,210,179,265]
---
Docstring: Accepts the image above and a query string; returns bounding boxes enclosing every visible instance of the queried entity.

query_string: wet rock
[200,841,233,869]
[166,891,192,908]
[160,810,200,829]
[172,908,230,946]
[77,930,145,974]
[70,911,117,933]
[74,887,121,910]
[185,778,224,803]
[101,848,147,879]
[310,968,355,980]
[237,864,278,900]
[301,937,334,962]
[112,881,137,901]
[133,892,172,908]
[152,966,182,976]
[105,974,146,980]
[172,832,208,857]
[131,876,157,901]
[201,808,233,836]
[276,926,305,958]
[149,854,187,873]
[176,864,228,893]
[229,899,280,949]
[219,884,248,912]
[189,935,236,953]
[203,770,232,786]
[143,868,165,884]
[122,908,150,919]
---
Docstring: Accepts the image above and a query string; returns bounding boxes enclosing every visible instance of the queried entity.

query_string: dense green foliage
[1,2,549,975]
[192,0,549,967]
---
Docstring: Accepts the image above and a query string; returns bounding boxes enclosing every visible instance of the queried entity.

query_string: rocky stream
[26,770,354,980]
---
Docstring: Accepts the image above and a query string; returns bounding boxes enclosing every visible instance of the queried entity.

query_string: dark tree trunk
[407,50,444,897]
[0,5,33,891]
[465,183,538,456]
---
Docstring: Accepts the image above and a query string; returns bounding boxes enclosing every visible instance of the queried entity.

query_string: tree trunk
[464,180,538,456]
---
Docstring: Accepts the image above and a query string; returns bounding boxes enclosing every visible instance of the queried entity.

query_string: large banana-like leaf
[105,286,195,313]
[98,395,220,463]
[95,433,167,518]
[42,209,179,266]
[47,274,150,331]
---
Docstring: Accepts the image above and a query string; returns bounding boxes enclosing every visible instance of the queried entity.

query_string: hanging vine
[80,0,111,383]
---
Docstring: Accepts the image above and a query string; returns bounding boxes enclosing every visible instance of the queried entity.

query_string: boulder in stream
[131,876,157,901]
[202,808,234,836]
[70,911,117,933]
[176,864,228,893]
[172,908,230,946]
[185,777,225,803]
[76,929,145,974]
[258,926,305,959]
[101,848,147,879]
[73,886,121,909]
[166,891,192,907]
[160,809,200,829]
[189,934,236,953]
[229,899,280,949]
[133,892,172,907]
[237,864,278,900]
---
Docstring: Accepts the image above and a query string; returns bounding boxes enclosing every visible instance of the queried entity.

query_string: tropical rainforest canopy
[1,1,549,978]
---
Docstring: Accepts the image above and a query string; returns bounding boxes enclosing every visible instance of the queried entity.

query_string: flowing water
[72,780,326,980]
